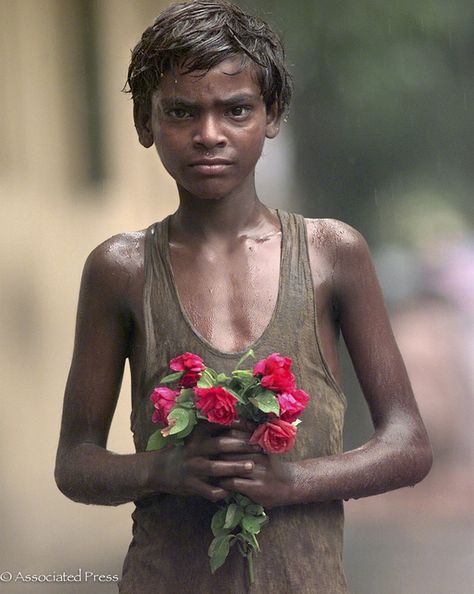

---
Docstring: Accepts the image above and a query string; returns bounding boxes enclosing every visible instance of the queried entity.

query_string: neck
[170,179,274,242]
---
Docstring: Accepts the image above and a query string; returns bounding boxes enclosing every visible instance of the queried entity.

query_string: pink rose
[194,387,238,426]
[253,352,292,376]
[277,389,310,423]
[170,352,205,372]
[150,386,179,426]
[178,372,201,388]
[249,418,296,453]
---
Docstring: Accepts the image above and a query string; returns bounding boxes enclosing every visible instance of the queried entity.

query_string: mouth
[189,158,233,175]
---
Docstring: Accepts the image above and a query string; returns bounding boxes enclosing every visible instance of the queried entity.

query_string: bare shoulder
[85,230,146,274]
[81,230,147,307]
[304,217,373,273]
[303,218,375,304]
[304,217,368,254]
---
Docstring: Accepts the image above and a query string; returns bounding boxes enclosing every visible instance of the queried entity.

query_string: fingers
[188,426,260,457]
[201,435,261,457]
[190,457,255,478]
[230,418,257,433]
[183,459,255,502]
[216,452,264,463]
[186,477,229,502]
[217,477,254,495]
[189,421,225,438]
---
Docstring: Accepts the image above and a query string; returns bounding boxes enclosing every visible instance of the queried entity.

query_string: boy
[55,1,432,592]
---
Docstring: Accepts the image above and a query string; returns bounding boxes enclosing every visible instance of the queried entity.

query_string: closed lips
[189,159,233,166]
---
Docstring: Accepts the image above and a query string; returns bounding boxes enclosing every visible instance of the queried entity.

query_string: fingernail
[244,462,253,470]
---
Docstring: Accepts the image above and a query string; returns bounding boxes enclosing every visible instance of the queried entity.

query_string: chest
[169,234,281,353]
[127,221,341,385]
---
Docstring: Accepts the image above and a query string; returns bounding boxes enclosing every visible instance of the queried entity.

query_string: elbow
[54,459,75,502]
[379,421,433,489]
[411,440,433,485]
[54,450,86,504]
[403,428,433,487]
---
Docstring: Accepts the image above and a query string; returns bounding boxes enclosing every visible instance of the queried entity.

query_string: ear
[265,102,281,139]
[133,103,154,148]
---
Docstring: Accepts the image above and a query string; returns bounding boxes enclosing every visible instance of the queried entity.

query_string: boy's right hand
[147,419,260,502]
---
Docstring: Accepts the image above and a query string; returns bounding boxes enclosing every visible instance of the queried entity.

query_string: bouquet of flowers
[146,349,309,584]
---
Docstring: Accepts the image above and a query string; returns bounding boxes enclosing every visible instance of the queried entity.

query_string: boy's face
[136,55,280,200]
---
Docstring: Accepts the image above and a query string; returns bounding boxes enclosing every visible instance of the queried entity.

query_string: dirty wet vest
[119,210,348,594]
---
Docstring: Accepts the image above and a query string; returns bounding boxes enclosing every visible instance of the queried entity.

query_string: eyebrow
[159,93,260,109]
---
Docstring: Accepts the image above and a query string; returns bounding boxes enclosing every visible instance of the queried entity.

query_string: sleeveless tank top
[119,210,348,594]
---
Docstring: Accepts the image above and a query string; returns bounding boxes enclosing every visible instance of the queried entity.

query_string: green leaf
[231,369,255,383]
[159,371,184,384]
[239,530,260,551]
[225,387,245,404]
[176,388,195,404]
[234,349,255,370]
[205,367,218,381]
[232,369,254,378]
[250,390,280,415]
[196,372,214,388]
[245,503,265,516]
[224,503,244,530]
[236,538,247,556]
[173,399,195,409]
[208,534,229,557]
[208,535,231,573]
[211,507,227,536]
[145,429,169,451]
[241,515,262,534]
[216,373,230,383]
[175,412,197,439]
[234,494,252,507]
[241,380,259,396]
[167,408,192,435]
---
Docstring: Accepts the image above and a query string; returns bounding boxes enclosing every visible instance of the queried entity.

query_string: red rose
[150,386,179,426]
[178,372,201,388]
[253,353,296,392]
[249,419,296,453]
[277,389,310,423]
[170,352,205,373]
[260,367,296,393]
[253,352,292,376]
[194,386,238,426]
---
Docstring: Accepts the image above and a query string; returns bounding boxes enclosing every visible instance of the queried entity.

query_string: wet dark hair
[125,0,292,117]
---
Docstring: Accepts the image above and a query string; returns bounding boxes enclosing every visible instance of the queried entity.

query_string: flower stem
[247,550,254,586]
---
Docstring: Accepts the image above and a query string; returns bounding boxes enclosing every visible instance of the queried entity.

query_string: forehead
[153,56,263,106]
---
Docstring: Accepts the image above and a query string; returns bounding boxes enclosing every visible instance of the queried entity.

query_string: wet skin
[55,57,432,508]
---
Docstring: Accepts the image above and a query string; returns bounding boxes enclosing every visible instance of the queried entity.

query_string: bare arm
[54,237,258,506]
[218,222,433,507]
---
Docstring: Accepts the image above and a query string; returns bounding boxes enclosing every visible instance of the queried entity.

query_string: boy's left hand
[216,448,296,508]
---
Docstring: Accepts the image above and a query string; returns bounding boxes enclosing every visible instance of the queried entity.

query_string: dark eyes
[228,106,251,118]
[165,106,252,120]
[167,108,191,120]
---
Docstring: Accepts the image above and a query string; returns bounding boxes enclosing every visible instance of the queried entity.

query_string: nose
[192,113,227,150]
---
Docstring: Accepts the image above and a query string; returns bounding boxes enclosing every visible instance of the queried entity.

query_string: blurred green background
[251,0,473,242]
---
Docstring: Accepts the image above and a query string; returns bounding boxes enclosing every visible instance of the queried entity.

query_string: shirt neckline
[161,208,287,359]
